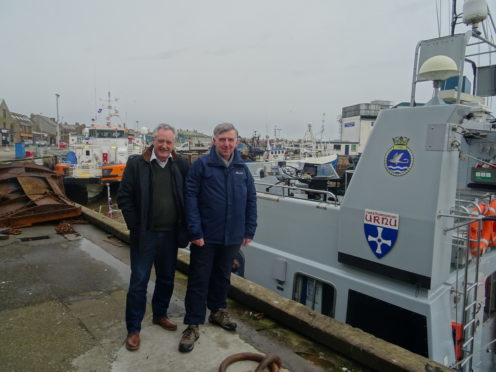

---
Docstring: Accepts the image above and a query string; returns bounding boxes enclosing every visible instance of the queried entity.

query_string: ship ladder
[456,217,485,371]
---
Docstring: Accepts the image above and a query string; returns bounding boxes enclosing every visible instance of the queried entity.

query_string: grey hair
[153,123,176,138]
[213,122,238,137]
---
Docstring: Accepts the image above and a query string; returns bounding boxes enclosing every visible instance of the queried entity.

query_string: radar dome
[463,0,488,25]
[418,55,459,81]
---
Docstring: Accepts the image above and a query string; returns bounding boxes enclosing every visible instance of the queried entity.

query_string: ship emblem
[384,136,413,176]
[364,209,399,259]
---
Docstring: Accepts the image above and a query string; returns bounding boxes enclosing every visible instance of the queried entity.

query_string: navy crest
[384,136,413,176]
[364,209,399,259]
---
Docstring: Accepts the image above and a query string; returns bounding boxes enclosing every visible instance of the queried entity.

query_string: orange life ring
[469,202,493,256]
[484,200,496,249]
[487,199,496,247]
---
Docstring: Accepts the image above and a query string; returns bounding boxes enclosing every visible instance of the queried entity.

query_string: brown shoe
[152,317,177,331]
[209,309,237,331]
[125,332,140,351]
[178,325,199,353]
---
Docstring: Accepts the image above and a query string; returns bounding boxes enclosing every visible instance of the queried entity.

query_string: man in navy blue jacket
[179,122,257,353]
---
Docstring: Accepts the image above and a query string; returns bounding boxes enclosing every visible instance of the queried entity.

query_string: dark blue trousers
[184,243,240,325]
[126,230,178,333]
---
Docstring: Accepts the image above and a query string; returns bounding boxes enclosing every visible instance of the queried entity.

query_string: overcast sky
[1,0,491,139]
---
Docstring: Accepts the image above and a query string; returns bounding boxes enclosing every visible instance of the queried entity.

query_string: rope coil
[218,352,282,372]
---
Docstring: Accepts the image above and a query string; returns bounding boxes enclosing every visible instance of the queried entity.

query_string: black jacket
[117,146,189,247]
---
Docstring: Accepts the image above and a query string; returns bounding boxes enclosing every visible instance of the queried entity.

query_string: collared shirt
[151,149,172,168]
[215,148,233,167]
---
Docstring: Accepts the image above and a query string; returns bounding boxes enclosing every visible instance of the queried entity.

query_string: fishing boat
[240,2,496,370]
[262,140,290,162]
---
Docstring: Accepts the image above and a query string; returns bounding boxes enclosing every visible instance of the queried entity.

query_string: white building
[331,100,392,156]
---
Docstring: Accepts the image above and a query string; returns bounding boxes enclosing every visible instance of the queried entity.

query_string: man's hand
[192,238,205,247]
[242,238,252,246]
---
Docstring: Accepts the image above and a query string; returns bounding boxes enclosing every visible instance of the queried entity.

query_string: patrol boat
[241,3,496,371]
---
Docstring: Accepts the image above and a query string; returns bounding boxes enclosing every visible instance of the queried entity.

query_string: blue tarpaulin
[14,143,25,159]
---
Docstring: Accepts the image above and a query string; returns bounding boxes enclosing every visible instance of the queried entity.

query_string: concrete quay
[0,216,365,371]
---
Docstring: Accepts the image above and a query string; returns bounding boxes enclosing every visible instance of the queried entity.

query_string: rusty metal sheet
[17,176,51,196]
[0,198,30,217]
[0,179,21,196]
[17,176,58,206]
[0,163,81,228]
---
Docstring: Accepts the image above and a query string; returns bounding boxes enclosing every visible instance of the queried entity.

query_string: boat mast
[101,91,120,128]
[451,0,459,36]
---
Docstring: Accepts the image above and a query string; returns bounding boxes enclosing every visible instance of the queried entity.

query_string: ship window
[302,165,317,177]
[484,271,496,320]
[333,144,341,150]
[89,129,125,138]
[346,290,428,357]
[292,273,335,317]
[351,145,357,152]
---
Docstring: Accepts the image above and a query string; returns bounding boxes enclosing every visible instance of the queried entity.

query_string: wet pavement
[0,148,13,161]
[0,221,367,372]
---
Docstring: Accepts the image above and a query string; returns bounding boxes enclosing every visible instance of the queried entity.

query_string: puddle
[77,238,130,283]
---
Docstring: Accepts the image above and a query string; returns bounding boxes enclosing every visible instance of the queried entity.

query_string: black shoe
[179,325,199,353]
[209,309,237,331]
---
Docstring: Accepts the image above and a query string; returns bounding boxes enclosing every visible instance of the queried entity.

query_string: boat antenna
[320,113,326,141]
[99,91,122,128]
[436,0,442,37]
[450,0,460,36]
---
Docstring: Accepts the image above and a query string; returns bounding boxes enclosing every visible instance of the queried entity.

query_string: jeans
[184,243,240,325]
[126,230,177,333]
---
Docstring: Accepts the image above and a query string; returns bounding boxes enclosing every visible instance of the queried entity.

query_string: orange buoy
[469,202,493,256]
[451,322,462,361]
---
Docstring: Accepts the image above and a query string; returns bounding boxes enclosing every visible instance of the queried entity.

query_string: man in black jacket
[117,123,189,351]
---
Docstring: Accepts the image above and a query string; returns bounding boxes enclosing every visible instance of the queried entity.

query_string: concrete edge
[78,205,453,372]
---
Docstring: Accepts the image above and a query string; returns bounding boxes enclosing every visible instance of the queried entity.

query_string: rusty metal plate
[0,163,81,227]
[17,176,50,196]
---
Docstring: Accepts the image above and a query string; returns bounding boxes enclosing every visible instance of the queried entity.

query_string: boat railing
[254,181,338,205]
[440,199,491,370]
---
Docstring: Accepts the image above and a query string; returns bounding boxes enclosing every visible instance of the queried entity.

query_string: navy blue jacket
[117,146,189,248]
[185,147,257,245]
